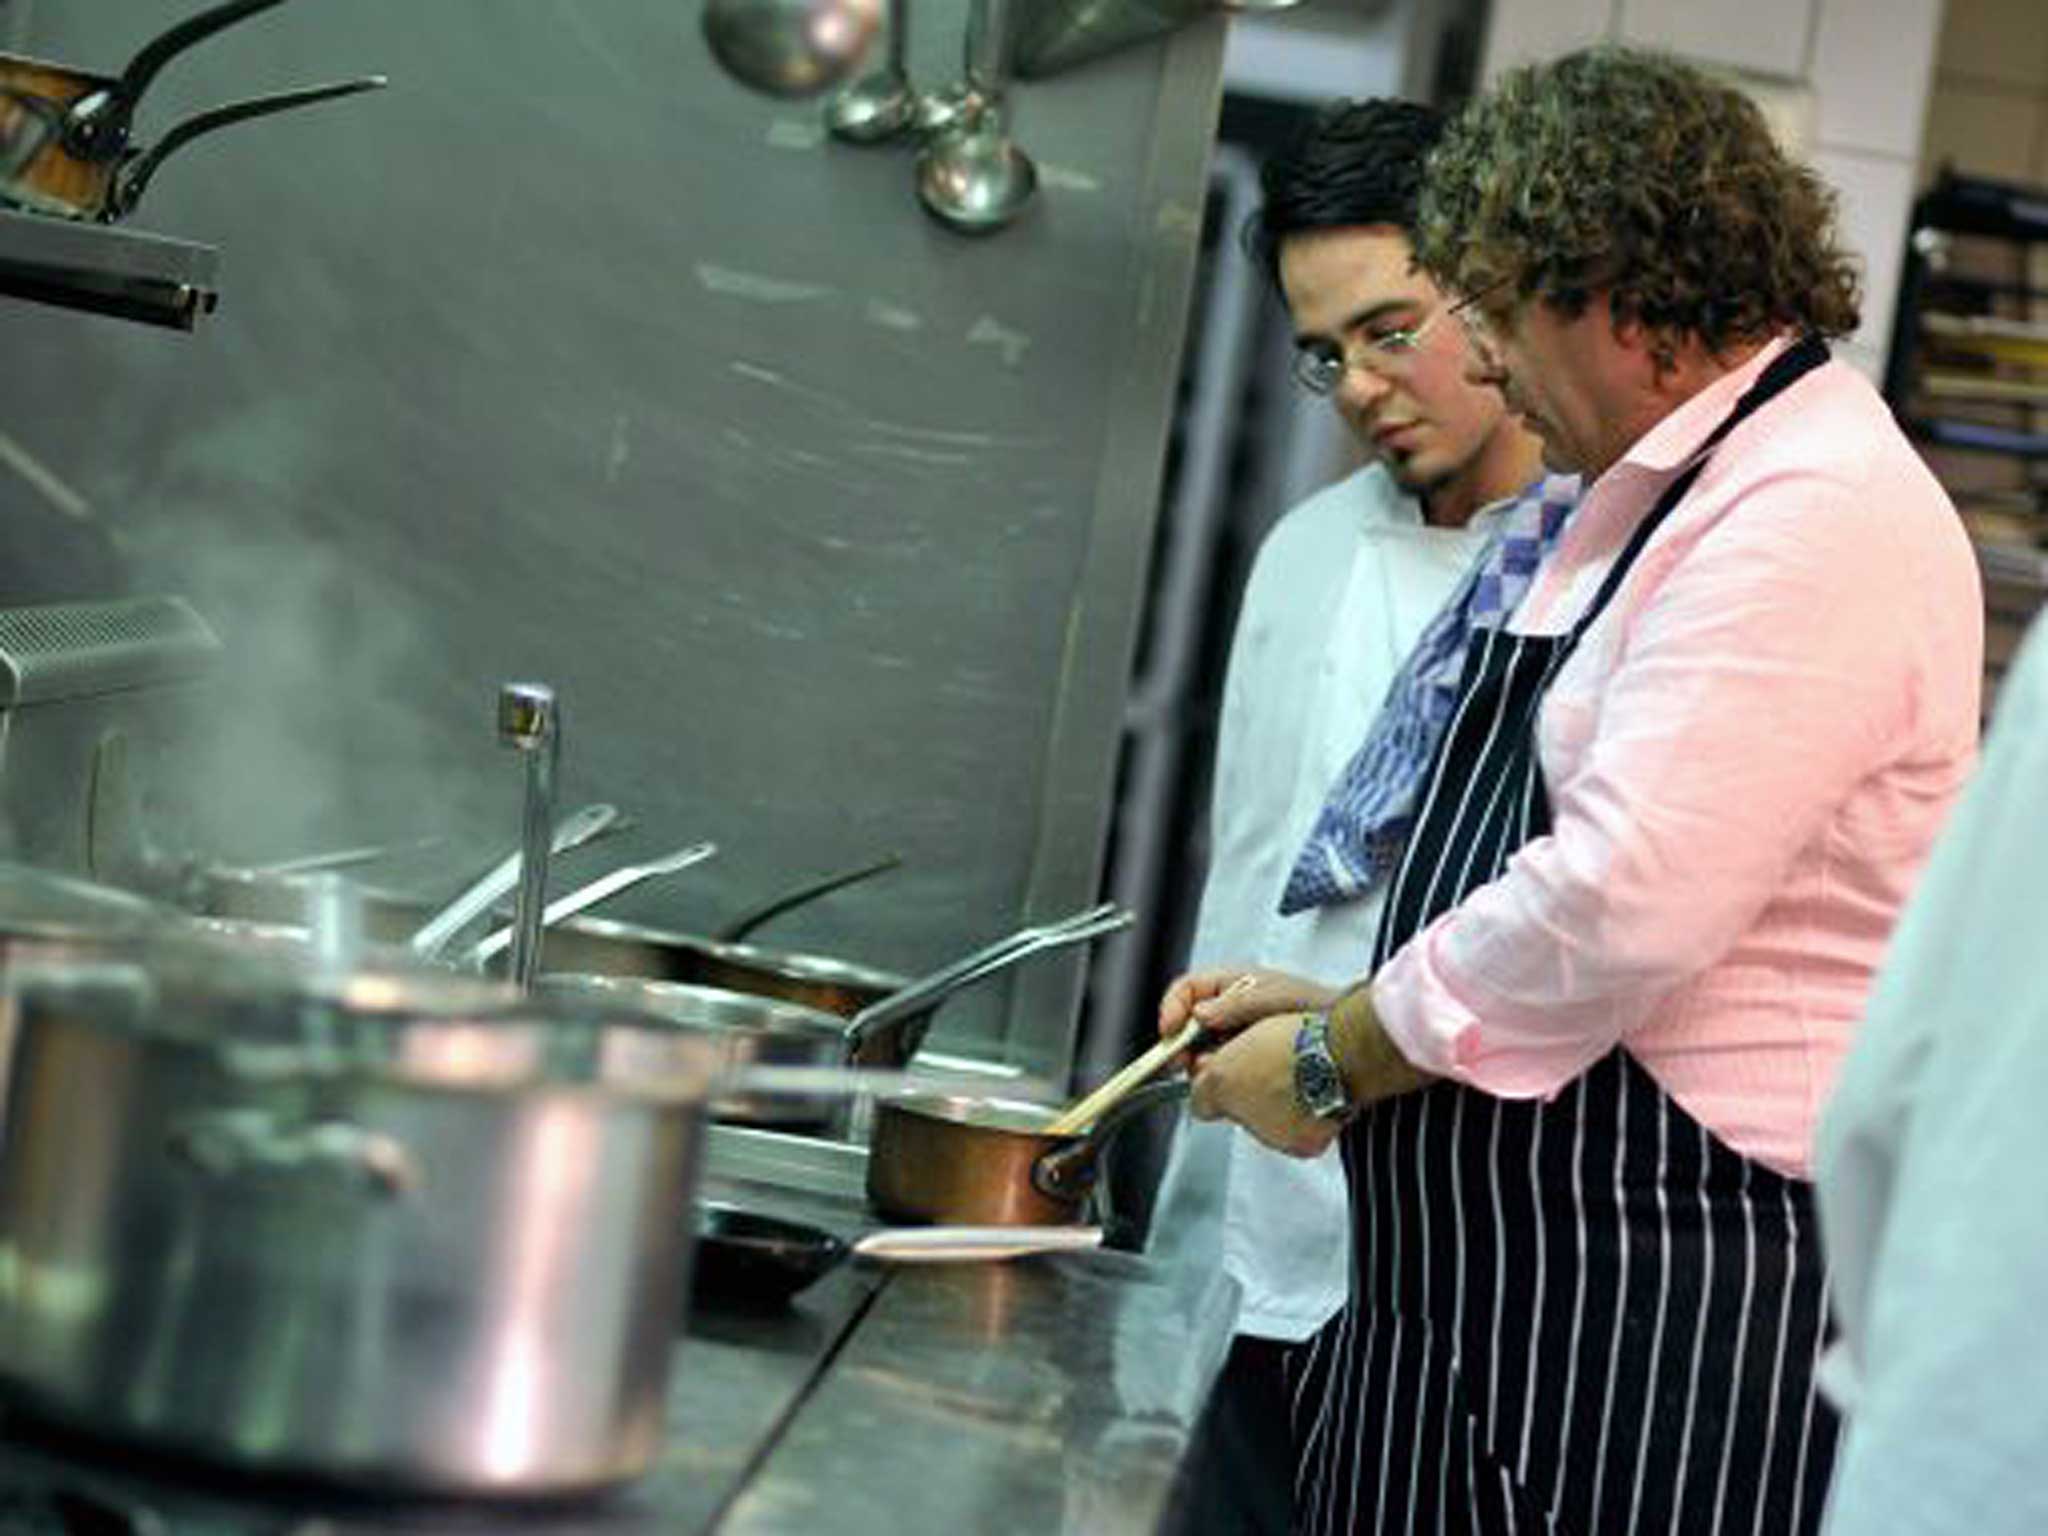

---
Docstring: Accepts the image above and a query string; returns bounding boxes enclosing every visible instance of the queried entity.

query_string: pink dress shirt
[1371,338,1983,1177]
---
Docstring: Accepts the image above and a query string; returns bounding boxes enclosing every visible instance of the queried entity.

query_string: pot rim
[877,1090,1074,1138]
[9,959,729,1105]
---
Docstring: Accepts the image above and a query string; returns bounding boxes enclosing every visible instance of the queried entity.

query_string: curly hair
[1243,99,1446,289]
[1414,47,1860,364]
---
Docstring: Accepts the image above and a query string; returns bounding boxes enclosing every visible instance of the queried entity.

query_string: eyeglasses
[1290,304,1450,396]
[1446,276,1516,352]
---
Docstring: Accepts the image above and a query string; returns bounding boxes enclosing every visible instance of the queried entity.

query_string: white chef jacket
[1148,462,1500,1341]
[1815,613,2048,1535]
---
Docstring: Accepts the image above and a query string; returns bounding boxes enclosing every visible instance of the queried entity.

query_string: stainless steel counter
[0,1175,1236,1536]
[721,1243,1237,1534]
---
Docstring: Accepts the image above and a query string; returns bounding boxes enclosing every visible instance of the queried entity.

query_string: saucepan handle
[1031,1077,1190,1203]
[842,901,1135,1060]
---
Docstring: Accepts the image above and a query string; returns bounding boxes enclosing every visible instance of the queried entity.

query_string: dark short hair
[1415,47,1860,362]
[1243,99,1447,289]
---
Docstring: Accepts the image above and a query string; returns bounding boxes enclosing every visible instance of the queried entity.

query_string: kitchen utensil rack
[1883,167,2048,707]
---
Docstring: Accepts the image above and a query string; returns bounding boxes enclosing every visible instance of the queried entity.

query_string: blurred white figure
[1818,616,2048,1536]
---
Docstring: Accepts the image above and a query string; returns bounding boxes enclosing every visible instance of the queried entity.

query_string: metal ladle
[702,0,883,97]
[915,0,1035,234]
[825,0,916,141]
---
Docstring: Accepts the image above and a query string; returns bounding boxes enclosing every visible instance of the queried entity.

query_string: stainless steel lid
[11,954,724,1102]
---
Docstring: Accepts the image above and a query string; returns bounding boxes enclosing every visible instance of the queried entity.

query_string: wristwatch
[1292,1011,1355,1122]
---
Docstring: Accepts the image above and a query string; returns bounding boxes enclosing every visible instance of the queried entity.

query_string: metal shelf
[0,207,218,331]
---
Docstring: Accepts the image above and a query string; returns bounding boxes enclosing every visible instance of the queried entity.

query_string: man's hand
[1157,967,1339,1049]
[1187,1012,1343,1158]
[1175,981,1434,1156]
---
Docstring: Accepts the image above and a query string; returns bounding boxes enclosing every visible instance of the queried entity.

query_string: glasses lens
[1292,347,1341,395]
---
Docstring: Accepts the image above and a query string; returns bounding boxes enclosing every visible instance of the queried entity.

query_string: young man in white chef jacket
[1153,100,1568,1534]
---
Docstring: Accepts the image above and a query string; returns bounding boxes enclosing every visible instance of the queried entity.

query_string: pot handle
[114,0,299,117]
[166,1107,421,1199]
[63,0,300,162]
[1030,1076,1190,1203]
[104,76,388,223]
[843,902,1135,1061]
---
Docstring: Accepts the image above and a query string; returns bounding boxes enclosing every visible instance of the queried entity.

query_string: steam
[104,399,510,895]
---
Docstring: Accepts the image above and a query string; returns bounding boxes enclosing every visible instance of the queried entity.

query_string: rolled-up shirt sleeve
[1372,469,1915,1096]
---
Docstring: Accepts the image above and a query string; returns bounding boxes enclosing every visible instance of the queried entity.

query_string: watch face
[1295,1039,1345,1118]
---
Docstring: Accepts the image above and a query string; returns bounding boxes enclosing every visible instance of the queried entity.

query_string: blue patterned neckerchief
[1277,472,1581,916]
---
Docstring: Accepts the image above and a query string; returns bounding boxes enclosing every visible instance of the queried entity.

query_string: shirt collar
[1618,334,1796,475]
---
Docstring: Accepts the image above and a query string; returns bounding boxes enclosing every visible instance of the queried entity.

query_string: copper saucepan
[0,0,384,223]
[866,1078,1190,1229]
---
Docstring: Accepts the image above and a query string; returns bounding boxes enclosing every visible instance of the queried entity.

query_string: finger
[1157,973,1200,1033]
[1188,1059,1225,1121]
[1159,969,1257,1035]
[1183,972,1267,1032]
[1191,994,1295,1042]
[1194,975,1334,1034]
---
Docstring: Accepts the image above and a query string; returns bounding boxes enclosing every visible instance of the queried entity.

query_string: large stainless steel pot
[0,952,724,1498]
[535,974,851,1130]
[0,863,170,1133]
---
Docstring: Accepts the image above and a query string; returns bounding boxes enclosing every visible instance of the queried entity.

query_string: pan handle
[65,0,301,161]
[104,76,388,222]
[1030,1077,1189,1204]
[114,0,299,116]
[841,901,1134,1060]
[713,853,903,944]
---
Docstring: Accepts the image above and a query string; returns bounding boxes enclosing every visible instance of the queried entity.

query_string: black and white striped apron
[1292,336,1841,1535]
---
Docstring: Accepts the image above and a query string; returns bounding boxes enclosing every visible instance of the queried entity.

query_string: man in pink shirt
[1161,48,1982,1535]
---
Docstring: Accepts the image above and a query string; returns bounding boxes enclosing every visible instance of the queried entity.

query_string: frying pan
[689,1201,1102,1308]
[692,1201,848,1305]
[0,0,385,223]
